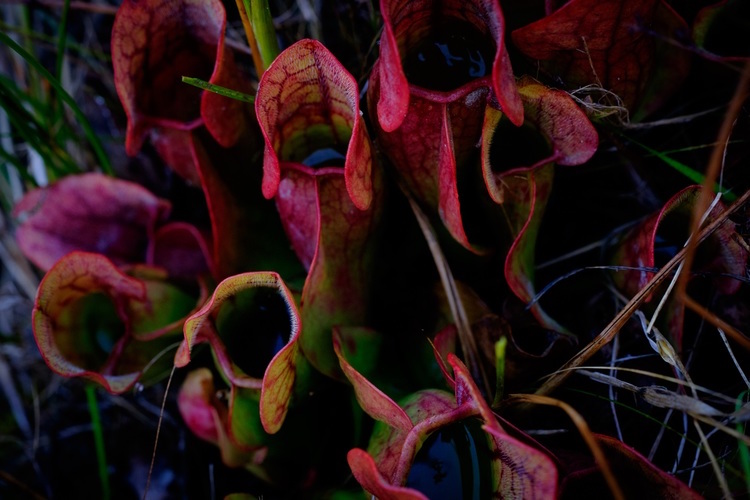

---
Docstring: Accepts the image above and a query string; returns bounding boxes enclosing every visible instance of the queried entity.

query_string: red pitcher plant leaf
[374,0,523,132]
[341,342,558,497]
[112,0,251,183]
[481,78,597,332]
[512,0,691,120]
[612,185,748,346]
[32,252,192,394]
[189,129,304,280]
[369,0,522,250]
[177,368,265,469]
[255,38,373,212]
[255,40,382,378]
[14,173,170,272]
[560,434,701,499]
[693,0,750,62]
[176,271,300,434]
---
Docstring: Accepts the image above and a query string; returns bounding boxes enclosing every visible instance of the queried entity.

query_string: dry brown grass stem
[508,393,625,500]
[405,191,492,398]
[536,188,750,397]
[234,0,266,77]
[677,59,750,301]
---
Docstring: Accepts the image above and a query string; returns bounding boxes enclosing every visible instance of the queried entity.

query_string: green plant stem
[244,0,280,69]
[0,30,113,174]
[86,385,110,500]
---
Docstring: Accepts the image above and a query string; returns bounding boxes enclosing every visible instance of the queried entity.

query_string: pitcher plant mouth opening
[214,286,294,380]
[405,417,494,499]
[401,16,496,93]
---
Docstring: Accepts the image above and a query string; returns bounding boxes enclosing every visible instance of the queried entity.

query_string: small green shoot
[492,336,507,407]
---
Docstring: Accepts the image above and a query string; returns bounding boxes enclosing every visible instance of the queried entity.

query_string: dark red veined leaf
[612,185,747,347]
[512,0,691,120]
[112,0,251,182]
[176,272,300,433]
[613,185,746,298]
[560,434,701,499]
[14,173,170,272]
[369,0,522,251]
[480,78,597,333]
[255,39,373,212]
[255,40,382,378]
[32,252,186,394]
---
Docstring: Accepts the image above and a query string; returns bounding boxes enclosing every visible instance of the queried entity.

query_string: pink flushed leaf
[146,222,214,281]
[177,272,300,433]
[512,0,691,119]
[347,449,428,500]
[178,368,221,443]
[376,0,522,131]
[177,368,262,468]
[333,329,413,432]
[255,39,373,211]
[13,173,170,272]
[561,434,700,499]
[32,252,146,393]
[112,0,249,182]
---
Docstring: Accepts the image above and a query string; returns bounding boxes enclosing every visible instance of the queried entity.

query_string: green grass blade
[54,0,70,82]
[0,30,113,175]
[85,385,111,500]
[181,76,255,103]
[737,391,750,494]
[625,135,736,201]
